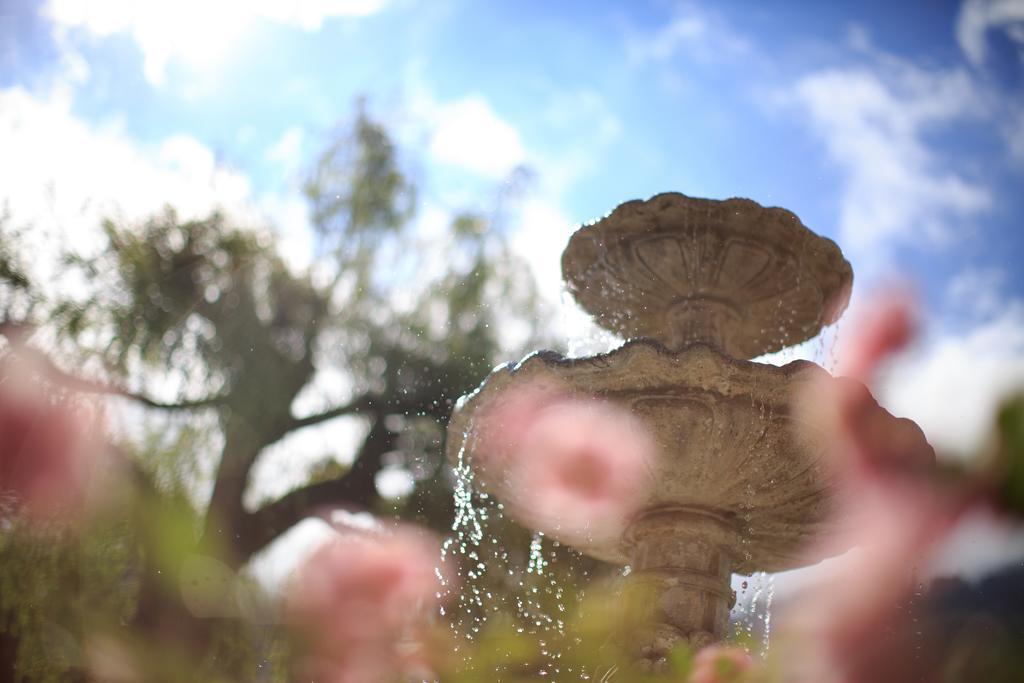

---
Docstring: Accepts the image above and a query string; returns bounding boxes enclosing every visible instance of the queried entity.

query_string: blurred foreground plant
[775,291,1024,683]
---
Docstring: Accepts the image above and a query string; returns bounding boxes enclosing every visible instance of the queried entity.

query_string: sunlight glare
[47,0,254,83]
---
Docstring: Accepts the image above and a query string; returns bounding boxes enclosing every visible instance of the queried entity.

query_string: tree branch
[272,390,446,441]
[5,341,227,410]
[284,395,374,433]
[235,417,391,562]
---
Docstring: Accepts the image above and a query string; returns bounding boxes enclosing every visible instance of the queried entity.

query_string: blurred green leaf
[996,394,1024,516]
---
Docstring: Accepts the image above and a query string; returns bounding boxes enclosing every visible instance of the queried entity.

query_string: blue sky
[2,0,1024,456]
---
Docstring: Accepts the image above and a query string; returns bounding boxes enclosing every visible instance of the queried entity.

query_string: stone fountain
[446,192,883,660]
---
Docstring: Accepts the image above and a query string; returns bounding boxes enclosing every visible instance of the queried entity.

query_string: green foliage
[995,393,1024,516]
[446,580,701,683]
[55,210,313,389]
[0,209,38,329]
[304,104,415,263]
[0,224,30,293]
[0,513,137,681]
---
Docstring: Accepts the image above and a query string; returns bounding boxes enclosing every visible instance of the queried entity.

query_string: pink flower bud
[285,525,449,682]
[493,391,654,545]
[689,644,753,683]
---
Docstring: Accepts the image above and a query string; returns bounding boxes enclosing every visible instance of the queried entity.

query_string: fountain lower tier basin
[447,339,936,647]
[448,339,844,575]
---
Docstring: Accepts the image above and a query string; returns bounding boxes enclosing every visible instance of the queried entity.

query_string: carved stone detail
[561,192,853,359]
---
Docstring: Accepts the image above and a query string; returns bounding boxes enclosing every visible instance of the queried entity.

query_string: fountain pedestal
[627,508,737,645]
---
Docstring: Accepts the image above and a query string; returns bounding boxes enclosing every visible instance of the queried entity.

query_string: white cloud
[953,1,1024,169]
[626,4,750,64]
[428,95,526,179]
[44,0,390,85]
[948,266,1008,318]
[633,15,705,61]
[0,85,253,261]
[260,192,314,272]
[956,0,1024,67]
[266,125,306,172]
[881,300,1024,456]
[1003,105,1024,163]
[506,196,617,356]
[0,85,320,279]
[397,78,617,349]
[532,88,622,194]
[46,0,245,84]
[159,134,219,180]
[509,197,572,306]
[400,61,619,192]
[254,0,390,30]
[789,64,990,253]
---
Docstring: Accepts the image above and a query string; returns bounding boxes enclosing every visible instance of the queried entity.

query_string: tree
[56,108,544,561]
[0,106,547,678]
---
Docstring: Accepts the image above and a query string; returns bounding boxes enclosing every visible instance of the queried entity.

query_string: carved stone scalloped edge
[561,192,854,358]
[445,338,840,573]
[448,338,825,420]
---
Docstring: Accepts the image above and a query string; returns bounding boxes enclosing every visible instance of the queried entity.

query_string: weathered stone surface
[561,192,853,359]
[447,340,839,575]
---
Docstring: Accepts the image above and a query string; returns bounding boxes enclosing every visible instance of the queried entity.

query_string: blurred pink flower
[783,290,966,682]
[780,485,955,683]
[688,644,753,683]
[0,354,104,521]
[502,397,654,545]
[799,291,933,487]
[285,525,449,683]
[797,376,937,499]
[471,378,569,471]
[836,289,916,381]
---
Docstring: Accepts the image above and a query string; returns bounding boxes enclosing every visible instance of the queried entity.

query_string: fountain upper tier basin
[562,192,853,359]
[448,339,851,575]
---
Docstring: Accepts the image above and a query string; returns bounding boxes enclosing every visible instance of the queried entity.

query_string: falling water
[730,571,776,654]
[438,435,495,645]
[561,289,623,360]
[762,575,775,651]
[438,423,591,677]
